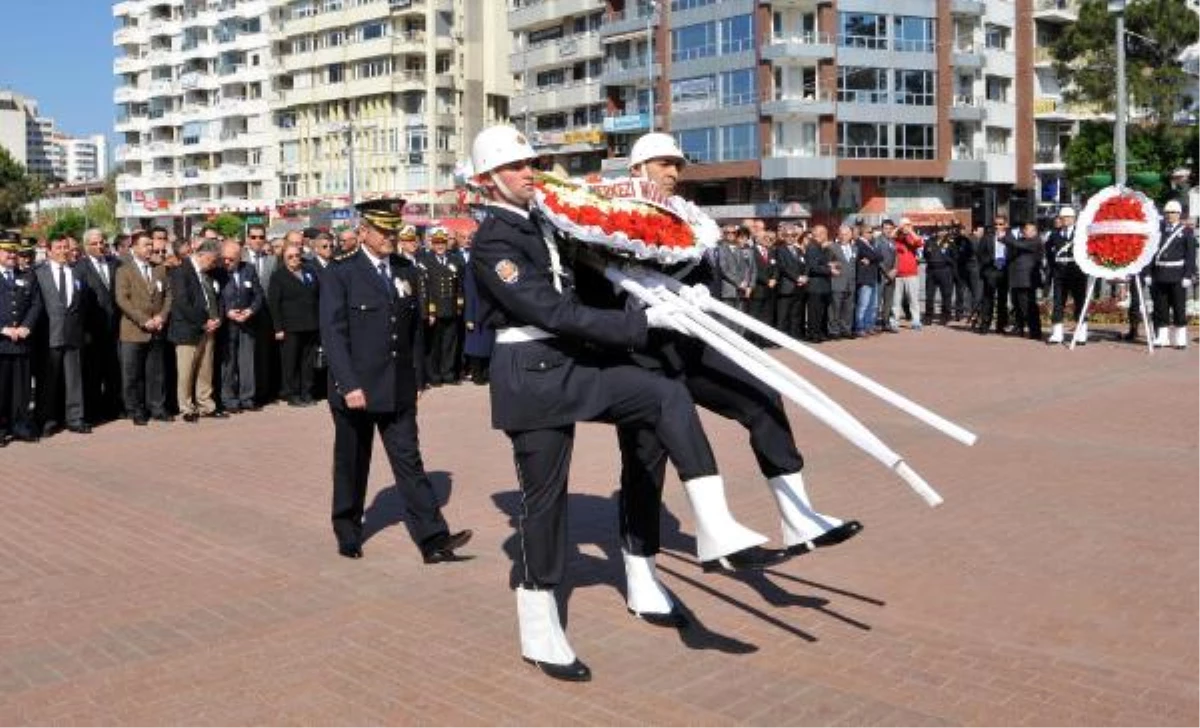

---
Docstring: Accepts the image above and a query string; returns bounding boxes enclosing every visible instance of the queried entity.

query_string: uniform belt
[495,325,554,344]
[1155,260,1183,267]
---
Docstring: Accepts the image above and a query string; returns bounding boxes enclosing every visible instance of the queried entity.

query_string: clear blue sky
[0,1,116,144]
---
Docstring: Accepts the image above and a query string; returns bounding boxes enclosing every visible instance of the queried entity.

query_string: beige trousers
[176,334,216,416]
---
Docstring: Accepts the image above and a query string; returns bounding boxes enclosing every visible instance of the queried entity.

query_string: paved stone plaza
[0,325,1196,725]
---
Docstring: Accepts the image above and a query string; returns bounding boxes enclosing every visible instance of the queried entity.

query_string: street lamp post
[1109,0,1127,185]
[646,1,657,132]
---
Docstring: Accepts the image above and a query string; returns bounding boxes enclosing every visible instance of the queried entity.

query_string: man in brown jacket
[114,230,174,425]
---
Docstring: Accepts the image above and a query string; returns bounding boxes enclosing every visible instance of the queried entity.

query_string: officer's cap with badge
[0,230,21,253]
[398,224,419,242]
[355,198,407,233]
[428,226,449,243]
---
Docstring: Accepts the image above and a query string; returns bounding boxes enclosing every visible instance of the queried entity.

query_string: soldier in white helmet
[466,125,777,682]
[1149,199,1197,349]
[568,132,861,628]
[1045,206,1089,344]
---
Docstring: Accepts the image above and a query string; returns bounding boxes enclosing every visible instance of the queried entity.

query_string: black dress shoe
[66,423,92,434]
[421,529,474,564]
[183,413,199,423]
[225,406,242,415]
[132,416,149,427]
[523,657,592,682]
[338,543,363,559]
[41,422,62,438]
[629,607,689,629]
[152,413,175,422]
[0,434,11,447]
[701,545,790,573]
[784,520,865,557]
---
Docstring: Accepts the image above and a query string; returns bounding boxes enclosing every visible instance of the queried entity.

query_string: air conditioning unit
[408,152,424,164]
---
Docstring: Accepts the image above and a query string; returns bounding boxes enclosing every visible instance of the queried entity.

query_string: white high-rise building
[1,91,108,184]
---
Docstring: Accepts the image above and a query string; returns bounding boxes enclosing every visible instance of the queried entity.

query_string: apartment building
[1,91,108,185]
[50,134,110,183]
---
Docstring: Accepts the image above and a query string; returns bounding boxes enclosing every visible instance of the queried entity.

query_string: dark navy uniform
[1151,220,1198,329]
[0,249,42,443]
[471,204,719,589]
[923,233,955,324]
[319,247,457,559]
[420,249,463,385]
[1047,223,1087,326]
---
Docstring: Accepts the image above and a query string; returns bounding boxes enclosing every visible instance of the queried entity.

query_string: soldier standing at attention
[420,226,464,386]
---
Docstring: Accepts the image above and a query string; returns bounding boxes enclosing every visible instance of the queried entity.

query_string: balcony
[145,17,181,37]
[148,79,176,97]
[599,57,658,87]
[113,25,148,45]
[1034,46,1055,67]
[949,95,986,122]
[1033,0,1078,22]
[511,80,603,115]
[510,0,606,31]
[113,55,147,74]
[599,7,656,41]
[511,32,603,75]
[761,145,837,180]
[950,0,985,15]
[761,32,835,62]
[114,85,149,103]
[951,47,985,69]
[1034,145,1066,168]
[761,89,835,117]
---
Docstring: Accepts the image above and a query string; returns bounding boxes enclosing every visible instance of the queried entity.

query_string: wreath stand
[1068,273,1155,353]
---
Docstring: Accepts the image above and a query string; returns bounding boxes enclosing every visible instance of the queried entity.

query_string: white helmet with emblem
[470,125,537,176]
[629,132,687,169]
[1163,200,1183,214]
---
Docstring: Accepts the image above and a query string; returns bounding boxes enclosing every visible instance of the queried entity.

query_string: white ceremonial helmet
[1163,200,1183,214]
[1059,206,1076,218]
[629,132,687,169]
[470,125,537,177]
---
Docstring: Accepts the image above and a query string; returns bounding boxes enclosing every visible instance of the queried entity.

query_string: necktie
[530,209,563,293]
[96,259,109,288]
[4,269,12,286]
[57,264,68,306]
[143,263,152,285]
[378,261,392,296]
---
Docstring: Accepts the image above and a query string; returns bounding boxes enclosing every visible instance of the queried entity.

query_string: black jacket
[1005,235,1044,289]
[802,243,834,295]
[167,259,222,345]
[268,265,321,333]
[0,267,42,356]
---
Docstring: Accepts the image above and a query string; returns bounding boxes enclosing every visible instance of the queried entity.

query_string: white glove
[677,283,711,306]
[1183,278,1193,289]
[645,300,689,335]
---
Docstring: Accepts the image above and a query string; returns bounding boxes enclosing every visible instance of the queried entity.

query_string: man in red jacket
[890,217,925,331]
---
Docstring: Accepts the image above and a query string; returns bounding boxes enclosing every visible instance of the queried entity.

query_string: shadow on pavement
[362,470,454,545]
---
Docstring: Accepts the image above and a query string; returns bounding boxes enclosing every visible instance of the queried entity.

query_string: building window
[893,16,935,52]
[895,69,935,105]
[357,58,391,78]
[720,15,754,54]
[671,22,717,62]
[720,68,757,106]
[360,21,389,41]
[721,123,758,161]
[985,24,1010,50]
[281,174,298,197]
[328,63,344,83]
[536,68,565,87]
[838,12,887,50]
[986,127,1010,154]
[529,26,563,46]
[895,124,934,159]
[676,127,715,164]
[837,66,888,104]
[985,75,1010,102]
[280,141,299,163]
[670,75,718,113]
[537,113,567,131]
[671,0,716,9]
[838,122,889,158]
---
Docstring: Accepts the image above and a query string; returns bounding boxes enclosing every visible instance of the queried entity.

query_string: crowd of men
[0,221,490,447]
[699,201,1196,349]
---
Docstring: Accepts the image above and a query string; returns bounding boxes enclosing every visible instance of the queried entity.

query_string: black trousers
[120,339,167,418]
[617,342,804,557]
[924,267,954,323]
[83,331,123,420]
[330,404,449,552]
[1152,281,1188,327]
[979,273,1009,332]
[747,295,774,345]
[0,354,34,436]
[774,294,797,341]
[1010,287,1042,338]
[280,329,317,400]
[426,317,459,384]
[252,309,279,404]
[38,345,85,427]
[806,290,830,340]
[507,364,717,588]
[954,267,982,319]
[1051,273,1088,324]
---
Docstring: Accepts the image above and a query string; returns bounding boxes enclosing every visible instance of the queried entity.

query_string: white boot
[1077,321,1088,344]
[1174,326,1189,349]
[1154,326,1171,347]
[681,475,767,562]
[516,587,575,666]
[622,550,673,616]
[768,473,845,547]
[1047,323,1064,344]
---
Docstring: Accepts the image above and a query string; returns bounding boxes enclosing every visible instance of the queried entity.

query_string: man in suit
[319,198,473,565]
[216,240,263,413]
[420,227,464,385]
[0,233,42,445]
[852,221,882,336]
[875,221,898,330]
[1007,222,1044,340]
[456,229,493,385]
[78,228,124,422]
[747,226,777,340]
[976,214,1013,334]
[34,236,92,436]
[242,224,278,405]
[803,225,835,341]
[168,238,226,423]
[953,224,982,323]
[923,228,956,326]
[715,225,750,309]
[829,224,859,338]
[773,224,806,339]
[115,230,174,425]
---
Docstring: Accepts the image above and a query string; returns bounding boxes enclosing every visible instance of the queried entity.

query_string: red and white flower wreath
[1073,185,1161,280]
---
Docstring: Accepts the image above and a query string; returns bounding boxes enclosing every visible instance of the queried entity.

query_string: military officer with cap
[0,231,42,445]
[469,124,771,682]
[420,226,463,385]
[1046,206,1089,344]
[318,198,473,563]
[1150,199,1197,349]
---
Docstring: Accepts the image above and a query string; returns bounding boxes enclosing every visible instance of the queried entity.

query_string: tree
[1065,120,1198,200]
[45,209,88,242]
[0,145,42,228]
[1052,0,1198,123]
[207,212,245,239]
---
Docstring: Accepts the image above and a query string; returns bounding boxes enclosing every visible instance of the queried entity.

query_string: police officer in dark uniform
[419,226,463,385]
[467,125,770,683]
[1150,199,1197,349]
[923,228,955,325]
[318,198,472,563]
[0,232,42,445]
[1045,207,1088,344]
